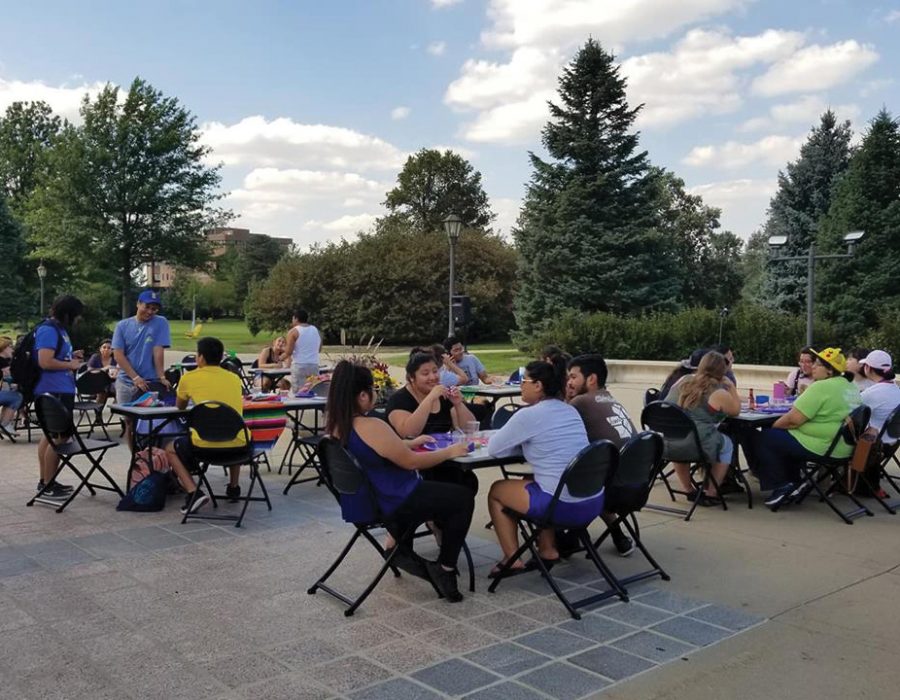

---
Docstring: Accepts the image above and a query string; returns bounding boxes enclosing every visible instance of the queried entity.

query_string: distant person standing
[282,308,321,389]
[112,290,171,406]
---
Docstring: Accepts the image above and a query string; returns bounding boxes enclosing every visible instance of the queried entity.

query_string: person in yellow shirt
[165,337,247,514]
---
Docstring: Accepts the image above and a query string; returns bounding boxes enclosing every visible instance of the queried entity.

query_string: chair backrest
[876,403,900,443]
[491,403,520,430]
[318,437,366,496]
[608,431,664,514]
[640,401,705,463]
[220,357,243,376]
[508,369,520,383]
[644,387,660,406]
[164,367,181,388]
[823,404,872,458]
[250,359,259,369]
[186,401,251,446]
[76,370,113,395]
[312,380,331,398]
[35,393,76,441]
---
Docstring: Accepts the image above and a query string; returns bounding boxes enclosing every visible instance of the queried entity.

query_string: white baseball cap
[862,349,893,371]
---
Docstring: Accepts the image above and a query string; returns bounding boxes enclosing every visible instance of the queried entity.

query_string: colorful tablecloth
[242,400,288,450]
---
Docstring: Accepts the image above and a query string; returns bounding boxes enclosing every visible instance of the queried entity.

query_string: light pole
[443,213,463,336]
[37,259,47,317]
[767,231,865,346]
[717,307,729,345]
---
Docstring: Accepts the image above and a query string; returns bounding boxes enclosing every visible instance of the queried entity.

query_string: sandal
[523,556,560,572]
[488,560,527,579]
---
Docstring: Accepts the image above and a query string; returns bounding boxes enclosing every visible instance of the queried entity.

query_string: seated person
[256,336,287,392]
[780,347,815,397]
[714,344,738,386]
[0,336,23,437]
[86,338,117,404]
[846,347,875,392]
[327,360,473,602]
[165,337,246,514]
[755,347,862,508]
[566,354,637,555]
[439,336,490,387]
[664,351,740,504]
[860,350,900,443]
[486,358,593,574]
[660,348,708,398]
[386,350,479,493]
[510,344,571,384]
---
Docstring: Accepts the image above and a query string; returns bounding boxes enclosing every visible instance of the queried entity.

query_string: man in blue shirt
[439,336,491,387]
[112,290,172,406]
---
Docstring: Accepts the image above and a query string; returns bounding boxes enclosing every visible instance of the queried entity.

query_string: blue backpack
[117,471,170,512]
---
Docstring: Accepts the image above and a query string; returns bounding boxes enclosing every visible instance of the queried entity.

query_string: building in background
[142,227,293,288]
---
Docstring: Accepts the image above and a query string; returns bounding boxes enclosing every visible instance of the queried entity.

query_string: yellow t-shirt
[176,365,246,449]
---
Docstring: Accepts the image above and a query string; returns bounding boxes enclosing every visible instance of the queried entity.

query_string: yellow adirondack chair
[184,323,203,339]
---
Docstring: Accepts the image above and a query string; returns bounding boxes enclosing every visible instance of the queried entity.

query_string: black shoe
[385,547,430,580]
[425,561,463,603]
[611,531,635,557]
[717,479,745,495]
[37,480,74,493]
[180,490,209,514]
[765,483,796,511]
[555,529,581,558]
[226,485,241,503]
[688,489,720,507]
[35,484,70,502]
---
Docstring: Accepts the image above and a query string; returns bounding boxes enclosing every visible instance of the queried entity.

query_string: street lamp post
[767,231,865,346]
[37,259,47,317]
[443,213,463,336]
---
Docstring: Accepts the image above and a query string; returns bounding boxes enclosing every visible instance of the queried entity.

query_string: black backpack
[10,321,64,402]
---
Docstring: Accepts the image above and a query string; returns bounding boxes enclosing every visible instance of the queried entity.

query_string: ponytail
[325,360,374,445]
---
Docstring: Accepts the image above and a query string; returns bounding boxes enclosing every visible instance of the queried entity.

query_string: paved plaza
[1,384,899,699]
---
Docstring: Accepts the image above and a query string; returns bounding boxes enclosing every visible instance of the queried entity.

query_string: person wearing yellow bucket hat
[754,346,862,509]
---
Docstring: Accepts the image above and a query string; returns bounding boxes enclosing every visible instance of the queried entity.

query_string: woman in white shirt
[860,350,900,443]
[486,358,594,575]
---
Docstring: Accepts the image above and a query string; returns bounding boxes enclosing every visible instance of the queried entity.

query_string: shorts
[718,435,734,465]
[0,389,23,411]
[174,436,249,473]
[525,481,605,527]
[291,363,320,390]
[115,379,142,406]
[45,392,75,413]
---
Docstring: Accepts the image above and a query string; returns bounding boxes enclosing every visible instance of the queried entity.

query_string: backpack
[130,448,172,489]
[117,471,169,512]
[10,321,64,402]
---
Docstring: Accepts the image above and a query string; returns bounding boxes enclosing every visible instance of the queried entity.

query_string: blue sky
[1,0,898,248]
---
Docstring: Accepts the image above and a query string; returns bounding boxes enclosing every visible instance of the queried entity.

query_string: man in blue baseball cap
[112,290,171,443]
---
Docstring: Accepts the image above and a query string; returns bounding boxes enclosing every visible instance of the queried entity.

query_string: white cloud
[229,168,385,205]
[480,0,745,50]
[0,77,107,121]
[304,213,379,238]
[683,134,804,169]
[752,40,878,97]
[427,41,447,56]
[737,95,860,132]
[200,116,406,171]
[343,197,365,207]
[432,0,463,8]
[622,28,805,128]
[462,90,555,144]
[390,106,411,120]
[491,196,522,238]
[688,178,777,238]
[885,10,900,23]
[859,77,894,98]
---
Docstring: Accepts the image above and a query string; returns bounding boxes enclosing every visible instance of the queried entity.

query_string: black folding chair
[221,357,253,394]
[790,405,875,524]
[181,354,197,371]
[487,440,628,620]
[644,387,660,406]
[592,431,671,586]
[180,401,272,527]
[308,437,435,616]
[27,394,124,512]
[73,370,114,439]
[164,367,182,389]
[282,381,331,493]
[874,405,900,510]
[491,403,521,430]
[641,401,749,521]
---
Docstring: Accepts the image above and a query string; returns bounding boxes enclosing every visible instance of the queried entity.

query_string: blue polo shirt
[34,321,75,395]
[439,354,485,387]
[112,315,171,386]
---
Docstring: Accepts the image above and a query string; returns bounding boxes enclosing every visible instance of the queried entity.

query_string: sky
[1,0,898,249]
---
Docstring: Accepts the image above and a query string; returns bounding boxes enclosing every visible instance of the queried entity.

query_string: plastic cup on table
[773,382,785,401]
[464,420,479,437]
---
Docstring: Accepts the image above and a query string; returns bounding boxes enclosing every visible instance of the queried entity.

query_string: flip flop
[488,561,527,579]
[523,556,561,572]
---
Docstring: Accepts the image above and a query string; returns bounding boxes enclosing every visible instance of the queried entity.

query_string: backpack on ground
[117,471,170,512]
[130,448,172,489]
[10,321,64,402]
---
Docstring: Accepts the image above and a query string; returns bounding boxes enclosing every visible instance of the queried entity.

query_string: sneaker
[425,561,463,603]
[611,530,635,557]
[180,489,210,514]
[37,480,74,493]
[385,547,430,580]
[789,481,814,502]
[1,421,19,438]
[35,484,69,502]
[226,485,241,503]
[765,483,796,510]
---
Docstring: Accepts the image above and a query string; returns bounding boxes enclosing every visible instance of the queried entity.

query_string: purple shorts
[525,481,605,527]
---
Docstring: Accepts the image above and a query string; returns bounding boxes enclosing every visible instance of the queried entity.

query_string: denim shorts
[525,481,605,527]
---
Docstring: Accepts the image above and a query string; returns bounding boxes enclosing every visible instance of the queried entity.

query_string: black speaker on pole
[451,294,471,326]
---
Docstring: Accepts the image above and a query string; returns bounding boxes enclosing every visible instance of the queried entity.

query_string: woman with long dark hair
[485,358,591,574]
[34,294,85,502]
[326,360,475,602]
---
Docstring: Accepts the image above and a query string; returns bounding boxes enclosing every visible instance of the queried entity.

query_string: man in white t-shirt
[281,308,322,390]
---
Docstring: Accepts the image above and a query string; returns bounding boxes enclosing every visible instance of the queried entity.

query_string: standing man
[282,308,321,390]
[112,290,171,441]
[566,354,638,556]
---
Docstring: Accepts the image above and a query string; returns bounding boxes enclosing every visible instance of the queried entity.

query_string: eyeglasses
[521,378,536,384]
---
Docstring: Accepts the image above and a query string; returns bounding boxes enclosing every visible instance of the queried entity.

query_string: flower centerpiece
[370,360,398,406]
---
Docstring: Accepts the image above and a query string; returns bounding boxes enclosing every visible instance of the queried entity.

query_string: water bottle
[518,366,526,384]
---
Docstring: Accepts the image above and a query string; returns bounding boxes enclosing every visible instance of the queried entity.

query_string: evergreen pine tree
[514,39,678,333]
[817,109,900,337]
[0,196,28,320]
[759,111,852,311]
